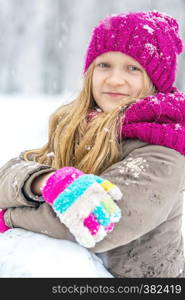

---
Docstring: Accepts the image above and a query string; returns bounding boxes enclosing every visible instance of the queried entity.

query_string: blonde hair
[23,62,156,175]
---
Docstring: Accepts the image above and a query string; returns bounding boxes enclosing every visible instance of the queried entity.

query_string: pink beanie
[84,11,184,93]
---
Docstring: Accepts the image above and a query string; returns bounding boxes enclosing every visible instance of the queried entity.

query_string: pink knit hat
[84,11,184,93]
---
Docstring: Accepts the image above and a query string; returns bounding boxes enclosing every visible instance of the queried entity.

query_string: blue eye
[98,63,110,68]
[128,65,140,71]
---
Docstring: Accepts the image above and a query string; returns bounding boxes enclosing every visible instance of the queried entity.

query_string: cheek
[92,81,97,99]
[132,77,144,93]
[92,72,104,91]
[92,77,99,101]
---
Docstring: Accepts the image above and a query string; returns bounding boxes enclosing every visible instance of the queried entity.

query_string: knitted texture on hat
[84,11,184,93]
[121,88,185,155]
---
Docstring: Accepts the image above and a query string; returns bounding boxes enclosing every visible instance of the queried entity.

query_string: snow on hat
[84,11,184,92]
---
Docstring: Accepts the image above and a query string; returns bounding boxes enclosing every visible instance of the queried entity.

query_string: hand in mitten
[41,167,122,248]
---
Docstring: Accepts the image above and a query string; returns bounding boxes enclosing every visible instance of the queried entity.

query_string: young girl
[0,10,185,278]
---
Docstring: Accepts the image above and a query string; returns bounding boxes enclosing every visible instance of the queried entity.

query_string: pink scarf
[86,87,185,156]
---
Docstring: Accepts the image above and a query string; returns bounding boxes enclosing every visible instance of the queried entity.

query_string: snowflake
[150,97,160,104]
[143,24,154,34]
[102,18,112,30]
[175,124,181,130]
[145,43,157,55]
[166,55,171,61]
[46,152,55,157]
[119,156,148,178]
[71,173,78,179]
[95,107,102,112]
[85,145,92,150]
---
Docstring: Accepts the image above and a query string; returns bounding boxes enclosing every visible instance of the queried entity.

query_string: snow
[0,94,113,278]
[143,24,154,34]
[144,43,157,55]
[0,94,185,277]
[0,229,112,278]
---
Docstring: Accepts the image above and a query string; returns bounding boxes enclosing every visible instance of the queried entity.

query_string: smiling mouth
[103,92,129,97]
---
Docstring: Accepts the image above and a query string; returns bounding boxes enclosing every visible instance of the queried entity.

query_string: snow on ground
[0,94,184,277]
[0,94,113,277]
[0,229,112,277]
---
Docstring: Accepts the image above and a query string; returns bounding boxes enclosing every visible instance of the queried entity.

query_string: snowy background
[0,0,185,277]
[0,0,185,95]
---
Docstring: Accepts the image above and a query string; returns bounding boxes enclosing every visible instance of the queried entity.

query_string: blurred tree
[42,0,70,94]
[0,0,184,95]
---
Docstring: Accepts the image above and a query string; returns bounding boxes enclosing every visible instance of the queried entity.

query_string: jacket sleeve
[90,143,185,253]
[2,144,184,252]
[4,203,76,242]
[0,155,76,242]
[0,156,55,209]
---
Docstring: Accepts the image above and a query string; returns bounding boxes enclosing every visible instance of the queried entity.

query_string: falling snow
[150,97,160,104]
[143,24,154,34]
[85,145,92,150]
[46,152,55,157]
[0,1,185,279]
[175,124,181,130]
[95,107,103,112]
[103,128,110,132]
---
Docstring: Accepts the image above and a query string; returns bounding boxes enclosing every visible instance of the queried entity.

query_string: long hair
[23,62,156,175]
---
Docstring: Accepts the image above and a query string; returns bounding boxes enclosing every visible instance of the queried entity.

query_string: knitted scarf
[87,87,185,156]
[122,87,185,156]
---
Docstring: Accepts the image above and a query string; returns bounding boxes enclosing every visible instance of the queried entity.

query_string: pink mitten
[42,167,122,248]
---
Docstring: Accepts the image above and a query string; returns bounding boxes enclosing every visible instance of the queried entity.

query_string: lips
[103,92,129,96]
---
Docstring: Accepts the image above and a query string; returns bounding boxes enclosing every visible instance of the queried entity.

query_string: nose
[105,69,127,86]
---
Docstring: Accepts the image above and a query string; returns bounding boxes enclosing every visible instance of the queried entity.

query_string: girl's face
[92,51,148,113]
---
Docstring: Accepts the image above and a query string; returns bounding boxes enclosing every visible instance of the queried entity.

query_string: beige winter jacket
[0,138,185,277]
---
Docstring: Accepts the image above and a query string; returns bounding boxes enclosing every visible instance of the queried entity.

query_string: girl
[0,10,185,278]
